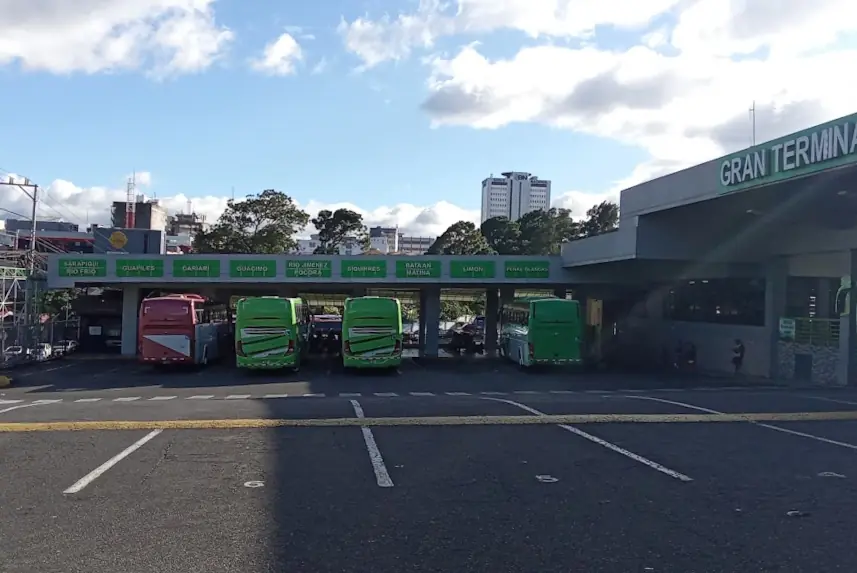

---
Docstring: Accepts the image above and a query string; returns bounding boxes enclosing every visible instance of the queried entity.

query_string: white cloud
[670,0,856,58]
[311,57,328,75]
[0,173,229,230]
[410,1,857,190]
[338,0,683,69]
[251,32,303,76]
[0,173,506,239]
[552,190,619,217]
[0,0,233,77]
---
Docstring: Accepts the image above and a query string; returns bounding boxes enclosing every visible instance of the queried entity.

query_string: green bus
[341,296,403,369]
[498,297,583,367]
[234,296,309,370]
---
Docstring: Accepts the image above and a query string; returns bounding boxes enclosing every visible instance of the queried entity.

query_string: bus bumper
[343,354,402,368]
[236,357,298,370]
[532,358,583,365]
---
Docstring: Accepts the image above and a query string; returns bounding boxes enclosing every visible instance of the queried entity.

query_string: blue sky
[0,0,851,236]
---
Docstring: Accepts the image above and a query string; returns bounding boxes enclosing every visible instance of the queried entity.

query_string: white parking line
[339,393,362,398]
[75,398,102,403]
[373,392,398,397]
[804,395,857,407]
[14,364,74,378]
[480,391,507,395]
[627,395,857,451]
[514,390,539,395]
[410,392,434,396]
[0,399,24,404]
[64,430,163,494]
[187,395,214,400]
[0,402,46,414]
[113,397,140,402]
[148,396,176,401]
[225,395,251,400]
[350,400,394,488]
[445,392,471,396]
[483,396,693,482]
[549,390,576,395]
[302,393,324,398]
[263,394,290,399]
[32,399,62,404]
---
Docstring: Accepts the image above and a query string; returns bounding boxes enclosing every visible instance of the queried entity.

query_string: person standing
[732,339,745,375]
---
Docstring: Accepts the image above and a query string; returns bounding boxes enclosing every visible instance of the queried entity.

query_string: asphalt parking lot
[3,359,857,572]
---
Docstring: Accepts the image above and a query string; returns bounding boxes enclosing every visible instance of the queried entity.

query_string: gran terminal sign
[48,254,563,287]
[719,113,857,193]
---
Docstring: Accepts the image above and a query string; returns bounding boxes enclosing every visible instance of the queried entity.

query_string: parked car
[35,343,52,361]
[51,340,78,356]
[309,314,342,355]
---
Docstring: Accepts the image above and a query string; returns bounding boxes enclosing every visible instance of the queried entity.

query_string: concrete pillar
[500,287,515,306]
[121,285,141,357]
[418,296,427,354]
[419,287,441,357]
[485,288,500,356]
[838,251,857,386]
[816,277,832,318]
[765,257,788,379]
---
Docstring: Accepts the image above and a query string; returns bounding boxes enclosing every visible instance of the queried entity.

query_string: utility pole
[749,101,756,146]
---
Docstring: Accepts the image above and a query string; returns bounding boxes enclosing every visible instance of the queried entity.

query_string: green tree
[38,289,80,316]
[194,189,309,254]
[440,301,469,322]
[517,208,580,254]
[311,208,370,254]
[428,221,494,255]
[480,216,522,255]
[401,302,418,322]
[580,200,619,238]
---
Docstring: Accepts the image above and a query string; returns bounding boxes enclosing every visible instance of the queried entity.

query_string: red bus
[138,294,230,366]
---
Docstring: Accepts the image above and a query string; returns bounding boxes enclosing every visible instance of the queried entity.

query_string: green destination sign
[341,260,387,278]
[59,258,107,278]
[505,260,549,279]
[173,259,220,278]
[229,260,276,278]
[450,260,495,279]
[116,259,164,278]
[719,113,857,193]
[286,259,332,278]
[396,260,440,278]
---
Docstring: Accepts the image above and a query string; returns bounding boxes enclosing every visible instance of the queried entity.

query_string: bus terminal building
[562,112,857,387]
[46,112,857,386]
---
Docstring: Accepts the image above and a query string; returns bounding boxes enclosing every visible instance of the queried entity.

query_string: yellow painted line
[1,411,857,432]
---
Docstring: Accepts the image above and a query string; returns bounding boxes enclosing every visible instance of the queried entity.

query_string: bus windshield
[532,299,578,323]
[235,297,305,370]
[342,297,402,369]
[141,299,193,326]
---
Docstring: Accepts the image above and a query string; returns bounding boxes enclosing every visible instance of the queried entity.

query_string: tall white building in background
[480,171,551,223]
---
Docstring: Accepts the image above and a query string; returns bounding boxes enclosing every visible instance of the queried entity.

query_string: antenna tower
[125,172,137,228]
